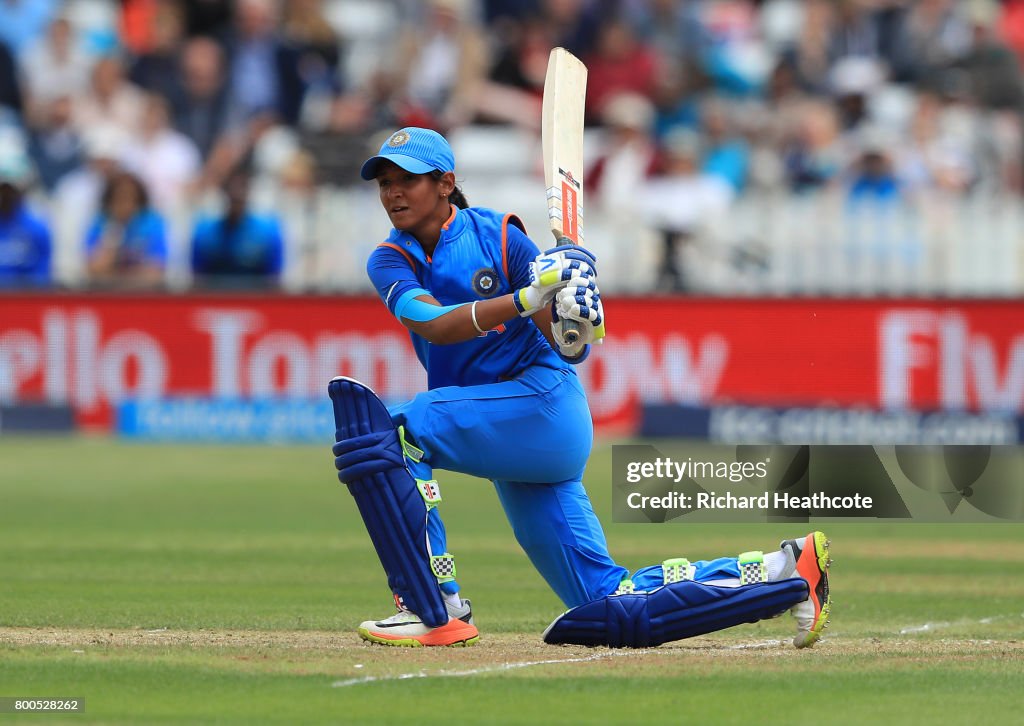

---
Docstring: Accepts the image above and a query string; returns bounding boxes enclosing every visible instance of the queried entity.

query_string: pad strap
[662,558,695,584]
[614,578,636,595]
[737,551,767,586]
[398,425,424,463]
[430,553,457,584]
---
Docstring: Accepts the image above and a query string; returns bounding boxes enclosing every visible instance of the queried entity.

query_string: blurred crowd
[1,0,1023,292]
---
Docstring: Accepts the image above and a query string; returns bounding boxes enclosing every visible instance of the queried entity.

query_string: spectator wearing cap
[0,151,52,287]
[190,169,283,289]
[829,56,884,131]
[85,171,167,289]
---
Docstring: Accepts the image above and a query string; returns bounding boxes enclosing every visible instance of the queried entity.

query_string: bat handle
[554,235,584,347]
[560,320,582,346]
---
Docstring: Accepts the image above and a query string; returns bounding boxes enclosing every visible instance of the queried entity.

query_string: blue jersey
[367,206,571,389]
[0,206,52,286]
[85,210,168,270]
[191,213,284,278]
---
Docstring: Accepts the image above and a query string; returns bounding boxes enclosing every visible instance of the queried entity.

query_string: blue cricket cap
[360,127,456,180]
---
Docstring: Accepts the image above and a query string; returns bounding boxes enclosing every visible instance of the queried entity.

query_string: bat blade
[541,47,588,345]
[542,47,587,246]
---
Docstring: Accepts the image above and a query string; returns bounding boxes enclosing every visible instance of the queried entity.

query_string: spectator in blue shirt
[848,146,901,204]
[85,171,167,288]
[190,170,284,288]
[0,156,51,287]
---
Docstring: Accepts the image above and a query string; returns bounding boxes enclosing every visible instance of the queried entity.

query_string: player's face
[375,162,447,236]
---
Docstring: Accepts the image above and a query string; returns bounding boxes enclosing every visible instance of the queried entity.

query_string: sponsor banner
[612,443,1024,523]
[642,404,1024,445]
[119,399,334,442]
[2,295,1024,435]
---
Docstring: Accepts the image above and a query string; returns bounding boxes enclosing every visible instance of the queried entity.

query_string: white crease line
[897,613,1022,635]
[726,639,785,650]
[899,622,949,634]
[331,651,633,688]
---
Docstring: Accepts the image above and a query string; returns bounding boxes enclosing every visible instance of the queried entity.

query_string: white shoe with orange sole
[358,598,479,647]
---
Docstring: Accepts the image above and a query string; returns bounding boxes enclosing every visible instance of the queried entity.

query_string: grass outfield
[1,437,1022,725]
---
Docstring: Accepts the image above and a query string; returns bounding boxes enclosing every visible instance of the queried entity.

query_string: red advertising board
[2,295,1023,433]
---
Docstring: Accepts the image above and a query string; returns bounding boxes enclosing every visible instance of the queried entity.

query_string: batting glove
[552,279,606,343]
[513,245,597,317]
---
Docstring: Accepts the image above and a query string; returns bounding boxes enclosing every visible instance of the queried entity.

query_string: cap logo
[388,131,411,147]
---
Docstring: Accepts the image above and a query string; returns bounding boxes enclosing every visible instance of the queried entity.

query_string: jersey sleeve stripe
[377,242,417,271]
[501,213,512,283]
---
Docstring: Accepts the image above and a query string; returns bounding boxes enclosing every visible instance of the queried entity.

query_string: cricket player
[331,127,831,648]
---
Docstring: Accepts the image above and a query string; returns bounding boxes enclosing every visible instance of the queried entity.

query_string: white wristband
[471,300,485,334]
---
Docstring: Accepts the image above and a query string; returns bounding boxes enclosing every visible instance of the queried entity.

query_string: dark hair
[430,170,468,209]
[100,171,150,212]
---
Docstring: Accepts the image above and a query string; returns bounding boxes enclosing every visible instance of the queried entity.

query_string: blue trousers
[389,365,739,609]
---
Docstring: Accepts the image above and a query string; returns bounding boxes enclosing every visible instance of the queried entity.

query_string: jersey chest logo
[472,268,500,298]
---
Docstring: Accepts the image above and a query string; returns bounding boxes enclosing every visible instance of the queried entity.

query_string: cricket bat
[542,47,588,346]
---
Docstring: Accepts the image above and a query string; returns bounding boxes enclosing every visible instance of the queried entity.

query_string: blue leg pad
[542,578,808,647]
[328,376,449,628]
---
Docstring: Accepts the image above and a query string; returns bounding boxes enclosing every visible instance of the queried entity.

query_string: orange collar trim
[441,204,457,231]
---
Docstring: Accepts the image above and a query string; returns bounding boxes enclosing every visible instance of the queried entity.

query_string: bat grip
[554,235,583,347]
